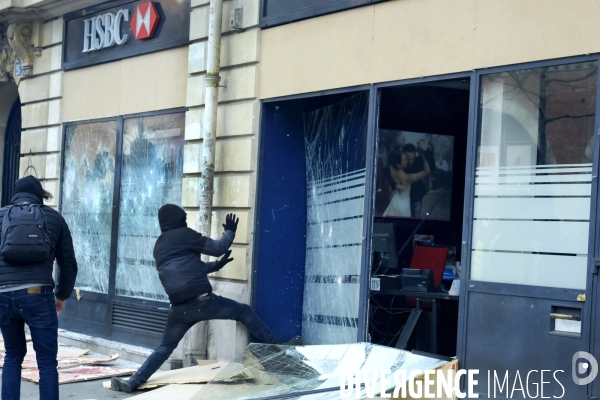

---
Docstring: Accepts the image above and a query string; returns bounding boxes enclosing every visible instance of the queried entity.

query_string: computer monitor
[372,223,397,273]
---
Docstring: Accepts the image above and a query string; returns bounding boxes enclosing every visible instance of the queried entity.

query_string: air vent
[112,304,168,334]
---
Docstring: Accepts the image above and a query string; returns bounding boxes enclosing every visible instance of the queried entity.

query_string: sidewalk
[0,347,141,399]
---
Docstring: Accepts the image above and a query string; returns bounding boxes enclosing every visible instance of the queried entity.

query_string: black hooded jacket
[154,205,234,305]
[0,191,78,300]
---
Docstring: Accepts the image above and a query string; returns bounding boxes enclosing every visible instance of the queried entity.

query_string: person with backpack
[0,175,78,400]
[111,204,278,393]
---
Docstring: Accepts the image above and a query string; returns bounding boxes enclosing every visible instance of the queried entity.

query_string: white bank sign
[82,9,130,53]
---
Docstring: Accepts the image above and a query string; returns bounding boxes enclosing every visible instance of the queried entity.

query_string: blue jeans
[133,294,278,383]
[0,287,58,400]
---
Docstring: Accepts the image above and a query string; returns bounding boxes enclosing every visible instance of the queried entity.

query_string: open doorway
[368,78,470,357]
[0,82,20,206]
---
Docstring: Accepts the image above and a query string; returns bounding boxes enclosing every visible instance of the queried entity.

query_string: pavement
[0,348,141,400]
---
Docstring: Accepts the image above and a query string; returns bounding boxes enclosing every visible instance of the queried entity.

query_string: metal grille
[2,100,21,207]
[112,304,168,334]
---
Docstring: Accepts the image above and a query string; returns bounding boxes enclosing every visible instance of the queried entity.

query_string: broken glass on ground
[192,342,448,400]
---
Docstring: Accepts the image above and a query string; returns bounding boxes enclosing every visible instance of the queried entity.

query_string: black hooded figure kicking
[111,204,278,393]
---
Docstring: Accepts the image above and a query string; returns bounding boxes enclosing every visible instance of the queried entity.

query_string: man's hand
[216,250,234,271]
[417,140,428,152]
[55,298,65,315]
[222,213,239,233]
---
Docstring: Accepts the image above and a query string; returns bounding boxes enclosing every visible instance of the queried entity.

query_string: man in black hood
[0,176,77,400]
[111,204,278,393]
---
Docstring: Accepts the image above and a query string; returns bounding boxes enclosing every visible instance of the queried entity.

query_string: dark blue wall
[253,101,308,341]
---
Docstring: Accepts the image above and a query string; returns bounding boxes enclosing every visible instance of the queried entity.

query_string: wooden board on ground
[1,344,90,357]
[0,353,117,369]
[128,384,205,399]
[138,361,227,389]
[57,347,91,357]
[22,365,136,384]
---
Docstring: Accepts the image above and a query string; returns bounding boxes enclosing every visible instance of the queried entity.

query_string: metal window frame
[59,107,187,337]
[259,0,388,29]
[455,55,600,384]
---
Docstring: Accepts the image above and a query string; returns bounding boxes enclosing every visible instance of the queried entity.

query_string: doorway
[2,99,21,206]
[0,82,20,205]
[368,78,470,357]
[461,60,599,398]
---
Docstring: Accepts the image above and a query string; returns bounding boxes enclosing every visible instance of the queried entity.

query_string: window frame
[259,0,389,29]
[59,106,188,307]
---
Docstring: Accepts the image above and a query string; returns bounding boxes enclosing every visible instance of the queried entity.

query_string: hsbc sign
[82,2,160,52]
[63,0,189,70]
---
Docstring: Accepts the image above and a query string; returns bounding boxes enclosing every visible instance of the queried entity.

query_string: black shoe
[111,376,141,393]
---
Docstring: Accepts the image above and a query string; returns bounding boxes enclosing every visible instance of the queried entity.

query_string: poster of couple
[375,130,454,221]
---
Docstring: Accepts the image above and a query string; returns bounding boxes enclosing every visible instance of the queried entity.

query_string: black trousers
[132,293,278,383]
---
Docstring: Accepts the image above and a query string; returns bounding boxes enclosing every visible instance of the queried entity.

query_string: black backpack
[0,203,53,264]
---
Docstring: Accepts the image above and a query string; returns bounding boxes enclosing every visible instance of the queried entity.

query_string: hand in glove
[217,250,234,271]
[222,213,239,233]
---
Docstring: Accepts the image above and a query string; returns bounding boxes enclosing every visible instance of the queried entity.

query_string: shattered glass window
[115,113,185,301]
[194,343,447,399]
[61,122,117,294]
[302,92,369,344]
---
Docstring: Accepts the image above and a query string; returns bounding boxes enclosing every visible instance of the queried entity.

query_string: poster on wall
[375,130,454,221]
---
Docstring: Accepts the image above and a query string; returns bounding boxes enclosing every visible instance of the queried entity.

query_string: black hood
[158,204,187,232]
[13,176,43,203]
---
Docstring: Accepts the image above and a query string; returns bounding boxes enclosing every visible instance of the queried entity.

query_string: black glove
[216,250,233,271]
[222,213,239,233]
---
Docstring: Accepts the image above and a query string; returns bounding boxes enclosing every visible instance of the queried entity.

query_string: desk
[374,290,459,354]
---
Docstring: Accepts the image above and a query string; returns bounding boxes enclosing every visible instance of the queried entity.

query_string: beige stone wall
[259,0,600,99]
[19,17,64,208]
[62,47,188,121]
[184,0,261,361]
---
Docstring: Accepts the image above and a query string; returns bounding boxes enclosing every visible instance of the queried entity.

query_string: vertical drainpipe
[186,0,223,366]
[199,0,223,236]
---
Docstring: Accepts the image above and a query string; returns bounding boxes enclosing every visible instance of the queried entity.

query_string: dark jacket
[405,149,437,204]
[154,206,234,305]
[0,192,78,300]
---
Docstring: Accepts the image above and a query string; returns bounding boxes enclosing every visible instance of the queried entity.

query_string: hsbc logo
[130,2,160,40]
[82,1,161,53]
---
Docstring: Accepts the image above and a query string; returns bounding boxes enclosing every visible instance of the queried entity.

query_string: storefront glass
[471,61,598,289]
[302,92,368,344]
[62,121,118,294]
[115,113,185,300]
[61,111,185,301]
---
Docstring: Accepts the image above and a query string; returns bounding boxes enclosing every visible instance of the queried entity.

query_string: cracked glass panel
[194,343,447,399]
[302,92,369,345]
[115,113,185,301]
[61,122,117,294]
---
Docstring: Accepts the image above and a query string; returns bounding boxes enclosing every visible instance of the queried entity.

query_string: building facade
[1,0,600,397]
[0,0,262,364]
[252,1,600,398]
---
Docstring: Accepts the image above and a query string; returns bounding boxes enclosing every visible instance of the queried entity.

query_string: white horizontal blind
[302,169,365,345]
[471,164,592,289]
